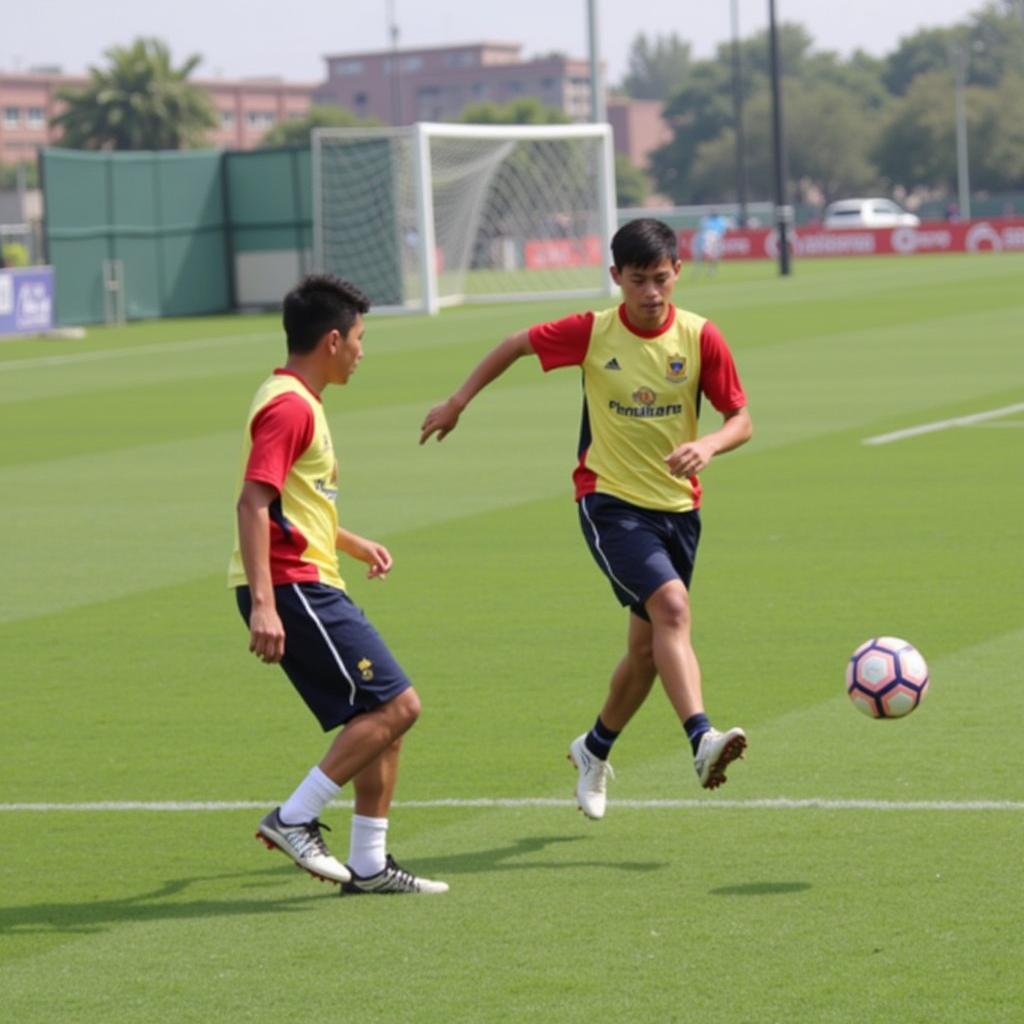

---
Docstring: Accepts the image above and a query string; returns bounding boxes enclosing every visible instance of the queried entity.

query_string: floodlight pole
[387,0,402,125]
[768,0,792,275]
[953,44,971,220]
[730,0,749,227]
[587,0,606,123]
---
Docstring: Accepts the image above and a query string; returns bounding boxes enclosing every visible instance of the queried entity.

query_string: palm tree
[52,38,217,150]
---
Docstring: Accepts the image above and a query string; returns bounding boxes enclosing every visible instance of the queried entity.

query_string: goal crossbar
[312,122,617,316]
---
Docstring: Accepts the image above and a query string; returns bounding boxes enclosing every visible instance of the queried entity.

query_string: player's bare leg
[598,612,658,731]
[318,687,421,785]
[645,579,746,789]
[342,727,448,895]
[569,613,658,819]
[255,689,421,884]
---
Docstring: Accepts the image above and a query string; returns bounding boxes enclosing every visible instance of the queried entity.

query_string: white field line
[1,798,1021,813]
[863,402,1024,445]
[0,331,279,372]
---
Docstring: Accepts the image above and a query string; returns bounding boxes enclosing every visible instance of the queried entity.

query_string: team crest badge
[358,658,374,681]
[666,354,688,383]
[632,387,656,406]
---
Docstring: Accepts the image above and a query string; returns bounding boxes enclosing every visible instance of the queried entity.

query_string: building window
[3,107,19,128]
[221,111,236,127]
[400,56,423,72]
[333,60,364,77]
[246,111,275,128]
[508,81,523,96]
[445,52,477,68]
[26,108,45,129]
[354,92,368,110]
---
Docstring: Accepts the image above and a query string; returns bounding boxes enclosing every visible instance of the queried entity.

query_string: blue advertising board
[0,265,55,336]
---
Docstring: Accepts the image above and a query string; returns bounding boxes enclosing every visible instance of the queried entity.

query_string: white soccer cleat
[568,733,615,820]
[694,727,747,790]
[341,854,449,895]
[256,808,352,884]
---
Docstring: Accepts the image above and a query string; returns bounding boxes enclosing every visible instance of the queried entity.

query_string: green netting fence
[41,146,311,325]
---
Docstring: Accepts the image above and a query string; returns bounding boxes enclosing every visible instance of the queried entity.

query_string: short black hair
[610,218,678,270]
[282,274,370,354]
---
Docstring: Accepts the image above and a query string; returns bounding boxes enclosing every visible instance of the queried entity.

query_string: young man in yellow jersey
[230,274,447,892]
[420,219,752,819]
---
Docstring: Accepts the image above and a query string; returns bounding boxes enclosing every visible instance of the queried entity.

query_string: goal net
[312,123,617,315]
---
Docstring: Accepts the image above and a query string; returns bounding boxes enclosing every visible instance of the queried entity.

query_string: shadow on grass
[407,834,667,876]
[708,881,812,896]
[0,866,327,935]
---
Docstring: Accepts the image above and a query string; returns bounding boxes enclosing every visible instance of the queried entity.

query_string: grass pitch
[2,254,1022,1022]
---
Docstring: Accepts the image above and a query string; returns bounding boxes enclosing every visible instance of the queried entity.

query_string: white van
[823,198,920,229]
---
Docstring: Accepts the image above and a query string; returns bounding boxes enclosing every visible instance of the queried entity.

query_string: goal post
[312,122,617,315]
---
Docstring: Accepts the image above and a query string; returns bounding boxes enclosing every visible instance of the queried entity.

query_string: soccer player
[420,218,752,820]
[229,274,447,893]
[693,210,729,274]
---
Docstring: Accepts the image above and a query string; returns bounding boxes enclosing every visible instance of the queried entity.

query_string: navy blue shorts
[236,582,412,731]
[577,493,701,620]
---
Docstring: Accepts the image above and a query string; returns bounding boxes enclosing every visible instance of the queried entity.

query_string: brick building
[1,45,669,179]
[316,42,598,125]
[0,68,316,164]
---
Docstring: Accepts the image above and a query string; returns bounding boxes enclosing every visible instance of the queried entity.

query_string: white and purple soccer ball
[846,637,929,719]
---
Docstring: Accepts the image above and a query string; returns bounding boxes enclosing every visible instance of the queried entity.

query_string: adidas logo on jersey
[604,357,622,370]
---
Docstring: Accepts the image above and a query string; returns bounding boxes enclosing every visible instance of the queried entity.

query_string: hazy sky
[5,0,990,84]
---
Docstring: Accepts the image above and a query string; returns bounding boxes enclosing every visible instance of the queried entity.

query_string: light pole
[730,0,749,227]
[586,0,606,123]
[952,42,972,220]
[387,0,402,125]
[768,0,791,275]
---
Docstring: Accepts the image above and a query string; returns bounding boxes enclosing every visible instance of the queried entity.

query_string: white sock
[348,814,389,877]
[279,766,340,825]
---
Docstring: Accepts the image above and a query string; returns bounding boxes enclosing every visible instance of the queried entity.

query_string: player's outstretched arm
[419,329,534,444]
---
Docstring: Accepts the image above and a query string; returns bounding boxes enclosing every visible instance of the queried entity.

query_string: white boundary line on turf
[863,402,1024,445]
[0,331,279,372]
[1,798,1021,812]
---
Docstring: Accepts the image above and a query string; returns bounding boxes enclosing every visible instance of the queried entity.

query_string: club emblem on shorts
[666,354,688,383]
[358,658,374,681]
[632,387,656,406]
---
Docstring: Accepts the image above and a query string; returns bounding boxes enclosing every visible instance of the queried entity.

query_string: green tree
[459,97,569,125]
[259,105,380,147]
[873,71,960,190]
[785,81,881,202]
[51,37,216,150]
[983,72,1024,189]
[615,153,650,207]
[962,1,1024,87]
[621,33,692,100]
[648,59,735,202]
[0,162,39,190]
[648,23,813,202]
[881,27,958,96]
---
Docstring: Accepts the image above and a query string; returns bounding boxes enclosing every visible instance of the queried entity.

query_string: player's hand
[419,398,462,444]
[249,605,285,663]
[361,541,393,581]
[665,439,715,478]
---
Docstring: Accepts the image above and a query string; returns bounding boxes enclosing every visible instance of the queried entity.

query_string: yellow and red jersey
[529,304,747,512]
[227,369,345,590]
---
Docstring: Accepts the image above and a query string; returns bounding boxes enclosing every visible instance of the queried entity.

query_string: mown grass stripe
[2,798,1021,812]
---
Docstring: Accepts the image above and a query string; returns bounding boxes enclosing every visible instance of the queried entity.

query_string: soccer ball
[846,637,929,719]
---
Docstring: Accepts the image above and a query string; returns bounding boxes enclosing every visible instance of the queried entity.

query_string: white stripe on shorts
[579,494,641,603]
[290,583,358,703]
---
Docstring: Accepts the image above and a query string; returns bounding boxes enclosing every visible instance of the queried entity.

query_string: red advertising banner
[678,218,1024,261]
[523,235,604,269]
